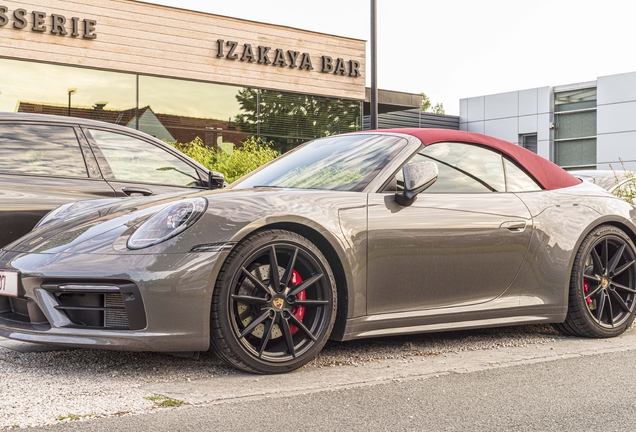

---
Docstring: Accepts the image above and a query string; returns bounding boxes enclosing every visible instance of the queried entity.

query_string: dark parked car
[0,113,223,247]
[2,129,635,375]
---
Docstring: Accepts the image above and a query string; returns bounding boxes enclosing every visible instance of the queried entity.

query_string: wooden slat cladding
[0,0,366,100]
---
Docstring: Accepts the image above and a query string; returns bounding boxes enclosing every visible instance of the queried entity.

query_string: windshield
[233,134,408,192]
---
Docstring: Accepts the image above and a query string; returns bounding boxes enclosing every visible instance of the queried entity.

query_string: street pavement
[23,330,636,431]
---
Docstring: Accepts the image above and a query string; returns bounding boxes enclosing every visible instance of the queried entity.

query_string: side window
[0,124,87,177]
[88,129,200,187]
[421,142,506,192]
[504,159,542,192]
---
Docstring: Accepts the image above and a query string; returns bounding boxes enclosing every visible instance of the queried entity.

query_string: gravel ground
[0,324,562,429]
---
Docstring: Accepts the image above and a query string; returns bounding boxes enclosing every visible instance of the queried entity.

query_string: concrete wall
[460,87,552,161]
[597,71,636,170]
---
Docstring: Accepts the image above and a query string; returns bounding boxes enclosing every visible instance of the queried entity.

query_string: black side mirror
[208,171,227,189]
[395,161,438,206]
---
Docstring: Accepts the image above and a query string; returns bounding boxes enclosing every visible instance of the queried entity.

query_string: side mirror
[395,161,438,206]
[208,171,227,189]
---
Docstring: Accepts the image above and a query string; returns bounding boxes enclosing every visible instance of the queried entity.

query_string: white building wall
[597,71,636,170]
[461,72,636,171]
[460,87,552,161]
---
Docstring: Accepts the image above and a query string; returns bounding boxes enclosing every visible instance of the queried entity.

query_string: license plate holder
[0,270,19,297]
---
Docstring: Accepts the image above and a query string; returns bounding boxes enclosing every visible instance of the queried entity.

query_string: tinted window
[89,130,200,187]
[504,159,542,192]
[393,152,490,193]
[0,124,87,177]
[234,134,408,192]
[421,142,506,192]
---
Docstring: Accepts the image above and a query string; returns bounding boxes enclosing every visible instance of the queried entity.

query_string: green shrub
[611,159,636,205]
[170,136,279,183]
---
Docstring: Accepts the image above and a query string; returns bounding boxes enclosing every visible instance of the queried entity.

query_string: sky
[141,0,636,115]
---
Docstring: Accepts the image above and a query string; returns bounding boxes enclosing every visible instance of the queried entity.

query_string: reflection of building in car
[17,102,250,147]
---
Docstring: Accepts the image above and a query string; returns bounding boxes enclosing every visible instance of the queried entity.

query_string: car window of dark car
[88,129,200,187]
[503,158,541,192]
[0,124,88,177]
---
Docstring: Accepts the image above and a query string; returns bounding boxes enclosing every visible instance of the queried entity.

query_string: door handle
[121,187,153,197]
[500,221,527,232]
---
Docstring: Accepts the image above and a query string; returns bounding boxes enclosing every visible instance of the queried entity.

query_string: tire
[559,225,636,338]
[210,229,337,374]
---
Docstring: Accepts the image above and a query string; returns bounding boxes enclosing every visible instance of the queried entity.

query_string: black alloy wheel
[555,225,636,338]
[210,229,337,374]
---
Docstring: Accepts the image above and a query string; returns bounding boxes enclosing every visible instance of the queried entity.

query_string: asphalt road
[26,337,636,431]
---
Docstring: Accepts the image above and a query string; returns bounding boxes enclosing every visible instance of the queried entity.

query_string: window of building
[520,134,538,154]
[0,58,363,154]
[554,88,597,169]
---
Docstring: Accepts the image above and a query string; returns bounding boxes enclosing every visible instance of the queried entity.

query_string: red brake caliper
[290,270,306,334]
[584,278,591,306]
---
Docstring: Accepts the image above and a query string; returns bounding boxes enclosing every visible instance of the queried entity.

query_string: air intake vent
[10,297,29,316]
[104,293,129,328]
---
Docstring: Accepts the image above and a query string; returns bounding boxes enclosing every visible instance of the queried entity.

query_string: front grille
[39,281,146,330]
[9,297,29,316]
[104,293,129,328]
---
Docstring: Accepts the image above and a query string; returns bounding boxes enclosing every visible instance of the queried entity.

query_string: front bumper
[0,248,223,351]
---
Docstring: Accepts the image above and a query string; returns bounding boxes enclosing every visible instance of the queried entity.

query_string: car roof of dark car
[0,112,155,138]
[376,128,581,191]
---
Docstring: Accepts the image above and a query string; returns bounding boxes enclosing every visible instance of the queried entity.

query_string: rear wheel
[210,229,337,374]
[556,225,636,338]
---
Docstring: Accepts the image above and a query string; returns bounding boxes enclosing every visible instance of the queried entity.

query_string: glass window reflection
[0,124,87,177]
[0,58,136,124]
[88,129,200,186]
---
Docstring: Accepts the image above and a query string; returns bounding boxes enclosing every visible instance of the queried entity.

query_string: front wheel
[210,229,337,374]
[555,225,636,338]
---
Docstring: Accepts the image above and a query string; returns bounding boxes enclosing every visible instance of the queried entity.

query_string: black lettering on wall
[32,11,46,32]
[349,60,360,77]
[321,56,333,72]
[287,50,299,68]
[272,49,287,67]
[13,8,27,29]
[257,46,271,64]
[51,14,67,35]
[299,53,313,70]
[216,39,225,57]
[71,17,79,36]
[83,19,96,39]
[0,6,8,26]
[334,58,347,75]
[226,41,238,59]
[241,44,255,62]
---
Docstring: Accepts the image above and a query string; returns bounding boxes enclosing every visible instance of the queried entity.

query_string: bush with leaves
[170,136,279,183]
[610,159,636,205]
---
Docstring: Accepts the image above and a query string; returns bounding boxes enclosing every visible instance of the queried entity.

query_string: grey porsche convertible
[1,129,635,374]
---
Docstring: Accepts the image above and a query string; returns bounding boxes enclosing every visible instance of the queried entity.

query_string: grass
[144,394,185,408]
[55,413,93,421]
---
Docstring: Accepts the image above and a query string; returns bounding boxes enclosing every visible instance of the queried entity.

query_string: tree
[234,88,361,152]
[420,92,446,114]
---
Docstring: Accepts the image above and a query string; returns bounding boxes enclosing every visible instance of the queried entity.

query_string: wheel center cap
[601,277,610,288]
[272,297,285,310]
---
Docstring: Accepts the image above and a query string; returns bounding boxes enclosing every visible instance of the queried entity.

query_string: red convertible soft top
[380,128,581,191]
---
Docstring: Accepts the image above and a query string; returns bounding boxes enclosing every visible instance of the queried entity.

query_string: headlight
[127,198,207,250]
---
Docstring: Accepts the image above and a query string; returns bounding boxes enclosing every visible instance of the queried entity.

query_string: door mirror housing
[395,161,438,206]
[207,170,227,189]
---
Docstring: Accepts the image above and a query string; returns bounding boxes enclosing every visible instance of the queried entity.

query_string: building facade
[0,0,367,151]
[460,71,636,171]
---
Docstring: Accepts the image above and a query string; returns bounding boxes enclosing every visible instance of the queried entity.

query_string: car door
[82,127,208,197]
[0,122,116,247]
[366,142,536,315]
